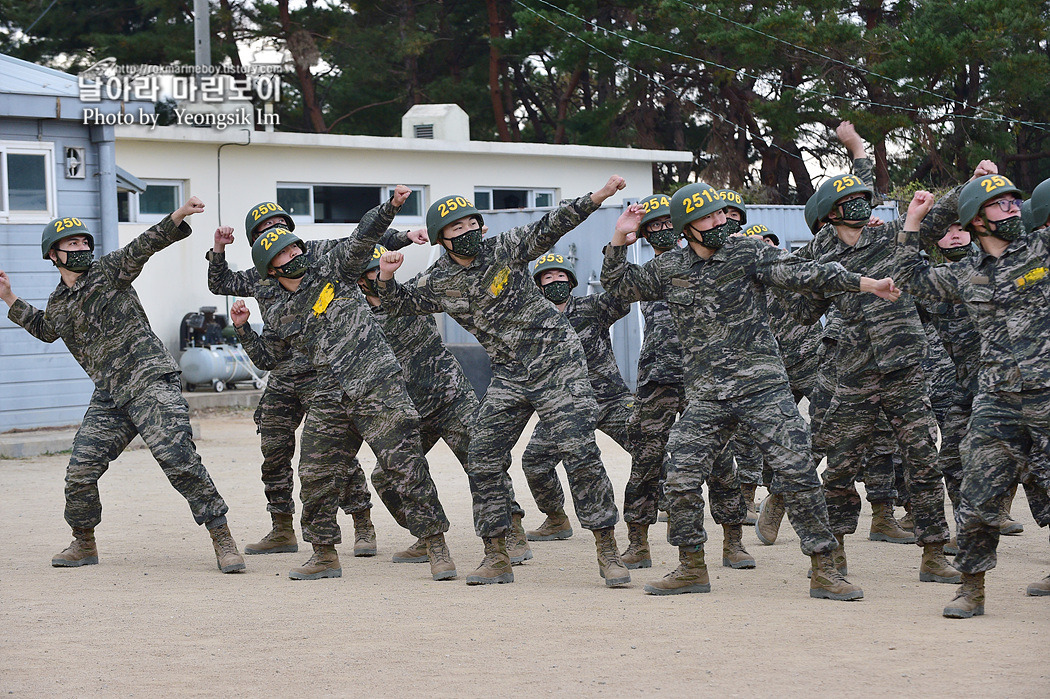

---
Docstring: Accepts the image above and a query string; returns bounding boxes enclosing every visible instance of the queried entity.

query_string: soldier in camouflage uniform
[603,182,899,599]
[0,198,245,574]
[892,169,1050,616]
[787,168,959,585]
[357,244,528,564]
[620,194,755,572]
[375,177,631,587]
[207,202,419,557]
[230,188,457,583]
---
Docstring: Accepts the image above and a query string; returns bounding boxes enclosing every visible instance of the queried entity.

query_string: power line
[673,0,1049,131]
[526,0,1048,131]
[516,2,806,162]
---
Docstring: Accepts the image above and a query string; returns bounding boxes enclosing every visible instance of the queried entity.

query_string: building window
[117,180,184,223]
[474,187,557,210]
[0,141,56,222]
[276,184,425,224]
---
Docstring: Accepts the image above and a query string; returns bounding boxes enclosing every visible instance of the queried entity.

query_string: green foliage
[3,0,1048,195]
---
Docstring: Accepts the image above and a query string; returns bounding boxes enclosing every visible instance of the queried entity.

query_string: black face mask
[646,227,679,250]
[446,228,483,258]
[985,214,1024,242]
[273,251,310,279]
[724,218,743,236]
[686,220,733,249]
[940,244,970,262]
[838,197,872,228]
[55,249,94,272]
[541,280,573,305]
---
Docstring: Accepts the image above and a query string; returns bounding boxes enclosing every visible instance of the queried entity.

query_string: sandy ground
[1,408,1047,697]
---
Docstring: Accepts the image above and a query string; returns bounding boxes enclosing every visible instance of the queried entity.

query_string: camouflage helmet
[1022,177,1050,232]
[743,223,779,245]
[718,188,747,224]
[426,195,484,245]
[532,251,578,288]
[362,244,390,276]
[814,174,873,224]
[244,201,294,244]
[638,193,672,228]
[958,174,1023,233]
[41,217,94,259]
[670,182,726,236]
[251,227,303,277]
[803,193,821,234]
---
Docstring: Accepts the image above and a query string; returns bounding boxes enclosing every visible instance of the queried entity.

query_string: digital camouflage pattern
[236,199,450,543]
[894,201,1050,574]
[602,236,861,402]
[520,292,633,515]
[207,230,411,516]
[601,235,864,555]
[11,215,189,407]
[377,194,619,537]
[625,381,683,524]
[636,299,685,386]
[9,217,229,529]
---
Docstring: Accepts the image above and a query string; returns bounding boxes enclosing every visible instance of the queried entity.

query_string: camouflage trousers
[955,389,1050,574]
[665,385,836,556]
[64,377,228,530]
[298,371,449,545]
[737,353,818,488]
[623,381,681,524]
[810,350,901,505]
[255,370,371,517]
[370,385,526,520]
[936,387,972,514]
[817,364,949,544]
[521,390,633,517]
[469,373,618,538]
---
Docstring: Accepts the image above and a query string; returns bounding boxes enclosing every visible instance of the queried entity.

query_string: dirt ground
[1,408,1047,697]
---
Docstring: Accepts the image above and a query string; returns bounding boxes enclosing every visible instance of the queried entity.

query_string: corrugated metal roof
[0,53,80,97]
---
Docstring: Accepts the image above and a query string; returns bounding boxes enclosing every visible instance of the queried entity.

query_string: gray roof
[116,166,146,193]
[0,53,80,97]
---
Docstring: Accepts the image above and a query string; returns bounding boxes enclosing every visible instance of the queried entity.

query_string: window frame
[118,179,185,224]
[473,187,558,210]
[0,141,57,223]
[276,183,425,225]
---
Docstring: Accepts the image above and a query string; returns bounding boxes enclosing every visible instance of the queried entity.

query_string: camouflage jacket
[601,236,861,401]
[371,308,475,418]
[917,294,981,397]
[377,194,600,385]
[790,213,953,377]
[207,228,411,377]
[766,289,822,370]
[234,200,401,401]
[8,216,188,407]
[562,292,632,402]
[637,299,685,387]
[894,222,1050,394]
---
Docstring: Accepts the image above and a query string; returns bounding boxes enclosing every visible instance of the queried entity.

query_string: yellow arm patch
[488,267,511,297]
[1015,267,1048,289]
[312,282,337,316]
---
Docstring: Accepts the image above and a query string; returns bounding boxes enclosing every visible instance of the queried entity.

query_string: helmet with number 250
[426,195,484,245]
[958,175,1023,233]
[244,201,294,244]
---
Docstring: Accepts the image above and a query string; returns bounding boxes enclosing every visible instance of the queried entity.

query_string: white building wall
[116,126,686,353]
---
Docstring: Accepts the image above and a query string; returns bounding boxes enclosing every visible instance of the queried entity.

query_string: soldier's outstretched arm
[892,192,964,303]
[600,204,663,304]
[1,270,60,343]
[106,196,204,290]
[375,250,445,318]
[331,187,408,283]
[230,300,285,371]
[207,226,260,296]
[502,175,626,263]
